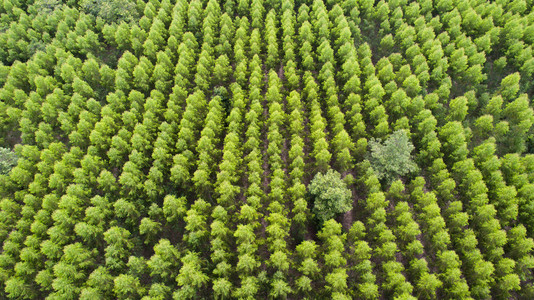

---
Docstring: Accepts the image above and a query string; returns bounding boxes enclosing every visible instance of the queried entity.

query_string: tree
[113,274,141,299]
[148,239,180,283]
[103,226,133,272]
[4,276,37,299]
[233,275,259,299]
[368,130,417,185]
[501,94,534,154]
[270,279,292,298]
[403,74,422,97]
[447,96,468,122]
[359,282,379,299]
[0,147,18,175]
[309,169,352,224]
[82,266,114,299]
[175,252,209,299]
[81,0,139,23]
[139,217,161,245]
[500,73,520,100]
[416,273,442,299]
[213,278,232,299]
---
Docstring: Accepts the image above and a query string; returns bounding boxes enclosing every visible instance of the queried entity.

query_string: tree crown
[309,169,352,224]
[368,130,417,185]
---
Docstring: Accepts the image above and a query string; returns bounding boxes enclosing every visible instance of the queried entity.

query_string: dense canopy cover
[1,0,534,299]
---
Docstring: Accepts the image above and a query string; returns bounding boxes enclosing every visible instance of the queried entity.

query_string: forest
[1,0,534,298]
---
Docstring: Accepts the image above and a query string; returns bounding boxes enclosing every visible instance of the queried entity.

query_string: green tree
[213,278,232,299]
[0,147,18,175]
[502,94,534,154]
[416,272,442,299]
[368,130,417,185]
[175,252,209,299]
[81,0,139,23]
[148,239,180,283]
[447,96,468,122]
[113,274,141,299]
[270,278,292,298]
[309,169,352,223]
[104,226,133,272]
[82,266,114,299]
[500,73,520,101]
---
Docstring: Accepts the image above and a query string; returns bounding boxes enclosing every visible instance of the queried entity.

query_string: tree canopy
[0,148,18,175]
[309,169,352,224]
[368,130,417,185]
[1,0,534,299]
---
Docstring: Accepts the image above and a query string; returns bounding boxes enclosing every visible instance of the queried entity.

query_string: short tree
[368,130,417,185]
[309,169,352,224]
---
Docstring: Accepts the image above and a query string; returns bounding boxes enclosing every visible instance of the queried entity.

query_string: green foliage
[80,0,139,23]
[1,0,534,299]
[32,0,63,14]
[309,169,352,224]
[0,148,18,175]
[368,130,417,185]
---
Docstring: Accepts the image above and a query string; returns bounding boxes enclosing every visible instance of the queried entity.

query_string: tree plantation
[1,0,534,298]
